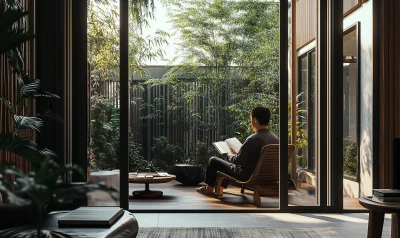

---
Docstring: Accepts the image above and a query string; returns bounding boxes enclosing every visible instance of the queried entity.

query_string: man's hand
[221,153,229,161]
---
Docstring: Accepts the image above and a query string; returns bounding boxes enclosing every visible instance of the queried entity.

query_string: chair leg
[240,188,245,194]
[215,175,224,198]
[253,185,261,207]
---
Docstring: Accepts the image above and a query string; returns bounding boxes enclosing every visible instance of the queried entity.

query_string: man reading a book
[196,106,279,198]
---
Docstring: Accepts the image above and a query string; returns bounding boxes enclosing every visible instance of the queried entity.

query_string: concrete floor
[134,212,393,237]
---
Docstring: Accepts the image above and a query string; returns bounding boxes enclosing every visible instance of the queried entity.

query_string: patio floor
[127,180,365,211]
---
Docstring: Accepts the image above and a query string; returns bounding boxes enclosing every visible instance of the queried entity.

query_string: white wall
[343,178,360,198]
[343,0,373,197]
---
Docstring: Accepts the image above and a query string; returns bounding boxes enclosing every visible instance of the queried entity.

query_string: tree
[88,0,169,96]
[88,0,169,167]
[149,0,280,142]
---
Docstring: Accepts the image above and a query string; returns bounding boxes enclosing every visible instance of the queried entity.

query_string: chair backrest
[246,144,295,187]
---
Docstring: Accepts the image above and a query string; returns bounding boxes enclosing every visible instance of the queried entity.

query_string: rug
[137,227,339,238]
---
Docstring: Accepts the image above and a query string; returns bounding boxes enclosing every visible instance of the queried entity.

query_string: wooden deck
[127,180,365,211]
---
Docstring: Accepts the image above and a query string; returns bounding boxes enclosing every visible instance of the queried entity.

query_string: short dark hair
[251,107,271,125]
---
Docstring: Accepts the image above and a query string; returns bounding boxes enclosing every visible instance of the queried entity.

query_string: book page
[213,141,233,156]
[225,137,242,154]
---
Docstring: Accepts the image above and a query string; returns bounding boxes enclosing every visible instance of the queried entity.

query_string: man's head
[250,107,271,131]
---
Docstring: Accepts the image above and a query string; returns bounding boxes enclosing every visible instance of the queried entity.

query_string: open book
[212,137,242,157]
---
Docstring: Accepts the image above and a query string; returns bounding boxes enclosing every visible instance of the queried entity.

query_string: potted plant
[0,2,116,237]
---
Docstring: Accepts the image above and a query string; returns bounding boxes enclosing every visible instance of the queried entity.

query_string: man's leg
[204,157,235,187]
[196,156,238,196]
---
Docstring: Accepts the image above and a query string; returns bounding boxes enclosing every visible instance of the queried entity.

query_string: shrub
[151,136,183,171]
[90,95,118,170]
[128,133,151,172]
[343,141,357,177]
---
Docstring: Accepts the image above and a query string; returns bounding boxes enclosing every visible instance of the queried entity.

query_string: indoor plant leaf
[20,79,60,99]
[0,133,53,165]
[0,4,33,54]
[14,116,43,133]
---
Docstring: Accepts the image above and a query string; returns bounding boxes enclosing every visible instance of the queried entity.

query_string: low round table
[129,173,176,198]
[359,197,400,238]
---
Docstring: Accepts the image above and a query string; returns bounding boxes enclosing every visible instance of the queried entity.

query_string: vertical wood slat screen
[128,80,235,160]
[378,0,400,189]
[0,0,34,173]
[296,0,317,49]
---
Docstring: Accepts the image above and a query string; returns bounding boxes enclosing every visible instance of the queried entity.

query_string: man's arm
[228,136,258,165]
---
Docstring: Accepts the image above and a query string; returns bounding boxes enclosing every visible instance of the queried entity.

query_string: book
[212,137,242,157]
[372,189,400,197]
[371,194,400,203]
[156,172,170,177]
[58,206,124,227]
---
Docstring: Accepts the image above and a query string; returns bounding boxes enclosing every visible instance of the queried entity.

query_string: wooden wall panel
[35,0,68,166]
[0,0,35,173]
[296,0,317,49]
[378,0,400,188]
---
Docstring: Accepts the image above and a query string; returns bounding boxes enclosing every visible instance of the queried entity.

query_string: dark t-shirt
[228,128,279,179]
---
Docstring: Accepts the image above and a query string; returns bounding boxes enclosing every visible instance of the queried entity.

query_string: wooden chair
[215,144,295,207]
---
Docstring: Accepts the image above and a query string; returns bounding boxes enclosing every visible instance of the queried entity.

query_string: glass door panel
[290,49,317,206]
[87,0,121,206]
[287,0,319,207]
[128,0,281,210]
[342,23,365,210]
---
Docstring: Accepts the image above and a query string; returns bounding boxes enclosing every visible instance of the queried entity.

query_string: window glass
[343,27,358,180]
[297,50,316,171]
[344,0,359,14]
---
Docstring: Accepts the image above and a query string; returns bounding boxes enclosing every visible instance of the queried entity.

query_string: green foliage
[128,133,151,172]
[0,1,59,167]
[344,140,357,177]
[88,0,169,96]
[0,3,33,55]
[90,95,119,170]
[0,157,116,235]
[192,140,215,170]
[288,93,308,149]
[93,0,157,25]
[151,136,183,171]
[0,1,131,236]
[0,133,57,165]
[90,95,149,171]
[147,0,280,143]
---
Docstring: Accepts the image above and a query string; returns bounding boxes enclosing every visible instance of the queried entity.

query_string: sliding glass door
[83,0,350,212]
[86,0,121,207]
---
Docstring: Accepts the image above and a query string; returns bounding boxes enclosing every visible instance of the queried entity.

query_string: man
[196,106,279,197]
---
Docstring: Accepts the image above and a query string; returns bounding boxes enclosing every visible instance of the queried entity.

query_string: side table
[129,173,176,198]
[167,164,204,185]
[359,197,400,238]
